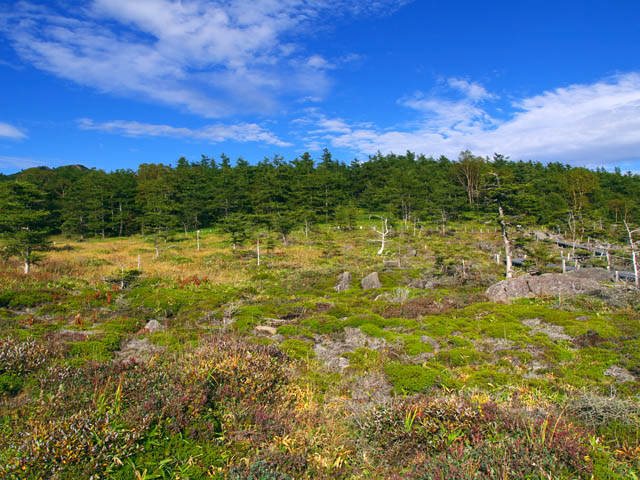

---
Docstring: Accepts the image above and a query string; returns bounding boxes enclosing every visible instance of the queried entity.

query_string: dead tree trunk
[624,220,639,286]
[257,235,261,266]
[373,217,390,255]
[497,205,513,279]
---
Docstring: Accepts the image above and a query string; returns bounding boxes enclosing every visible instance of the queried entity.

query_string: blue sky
[1,0,640,173]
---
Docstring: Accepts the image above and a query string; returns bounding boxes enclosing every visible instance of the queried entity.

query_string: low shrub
[384,362,452,393]
[280,338,315,360]
[0,337,50,375]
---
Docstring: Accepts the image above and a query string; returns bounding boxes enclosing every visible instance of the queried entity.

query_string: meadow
[1,218,639,479]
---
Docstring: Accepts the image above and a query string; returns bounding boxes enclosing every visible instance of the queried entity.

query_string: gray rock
[523,318,572,342]
[604,365,635,383]
[409,278,434,289]
[115,338,164,363]
[567,268,613,282]
[314,327,386,371]
[361,272,382,289]
[534,230,552,241]
[143,319,165,333]
[486,273,601,303]
[334,271,352,292]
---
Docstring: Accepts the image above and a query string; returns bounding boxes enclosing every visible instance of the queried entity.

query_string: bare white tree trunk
[373,217,390,255]
[498,205,513,279]
[196,230,200,252]
[624,220,639,286]
[257,236,261,266]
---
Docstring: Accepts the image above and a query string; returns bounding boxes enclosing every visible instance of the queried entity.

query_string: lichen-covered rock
[334,271,352,292]
[567,268,613,282]
[361,272,382,289]
[143,319,165,333]
[604,365,635,383]
[486,273,601,303]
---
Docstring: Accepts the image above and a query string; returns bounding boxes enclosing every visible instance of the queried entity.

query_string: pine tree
[0,181,51,274]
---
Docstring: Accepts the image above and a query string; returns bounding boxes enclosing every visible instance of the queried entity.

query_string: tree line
[1,149,639,272]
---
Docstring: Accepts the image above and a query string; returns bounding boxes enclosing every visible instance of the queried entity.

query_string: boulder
[604,365,635,383]
[143,319,165,333]
[567,268,613,282]
[334,271,352,292]
[361,272,382,289]
[534,230,552,241]
[409,278,434,289]
[115,338,164,363]
[486,273,601,303]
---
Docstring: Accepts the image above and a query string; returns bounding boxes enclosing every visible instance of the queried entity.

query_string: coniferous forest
[1,150,640,479]
[1,150,639,242]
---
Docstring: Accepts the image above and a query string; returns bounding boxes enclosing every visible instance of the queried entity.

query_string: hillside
[1,219,639,479]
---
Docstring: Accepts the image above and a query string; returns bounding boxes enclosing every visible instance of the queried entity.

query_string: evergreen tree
[0,181,51,274]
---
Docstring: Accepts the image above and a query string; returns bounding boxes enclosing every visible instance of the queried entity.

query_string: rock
[573,330,605,347]
[575,316,590,321]
[254,325,277,336]
[347,372,393,409]
[314,327,386,371]
[409,278,434,289]
[115,338,164,363]
[604,365,635,383]
[143,319,165,333]
[534,230,552,241]
[486,273,601,303]
[334,271,352,292]
[567,268,613,282]
[361,272,382,289]
[480,337,516,353]
[523,318,572,342]
[403,247,417,257]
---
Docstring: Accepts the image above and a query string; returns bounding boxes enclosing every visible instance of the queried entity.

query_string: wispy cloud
[0,155,40,171]
[77,118,291,147]
[0,122,27,139]
[2,0,407,117]
[302,73,640,167]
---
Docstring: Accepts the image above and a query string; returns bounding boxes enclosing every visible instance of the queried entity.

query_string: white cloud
[2,0,406,117]
[0,122,27,139]
[77,118,291,147]
[306,73,640,167]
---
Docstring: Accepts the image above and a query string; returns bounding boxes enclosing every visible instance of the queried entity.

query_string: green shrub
[301,315,344,334]
[384,362,452,393]
[448,336,473,347]
[436,347,486,367]
[280,339,315,360]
